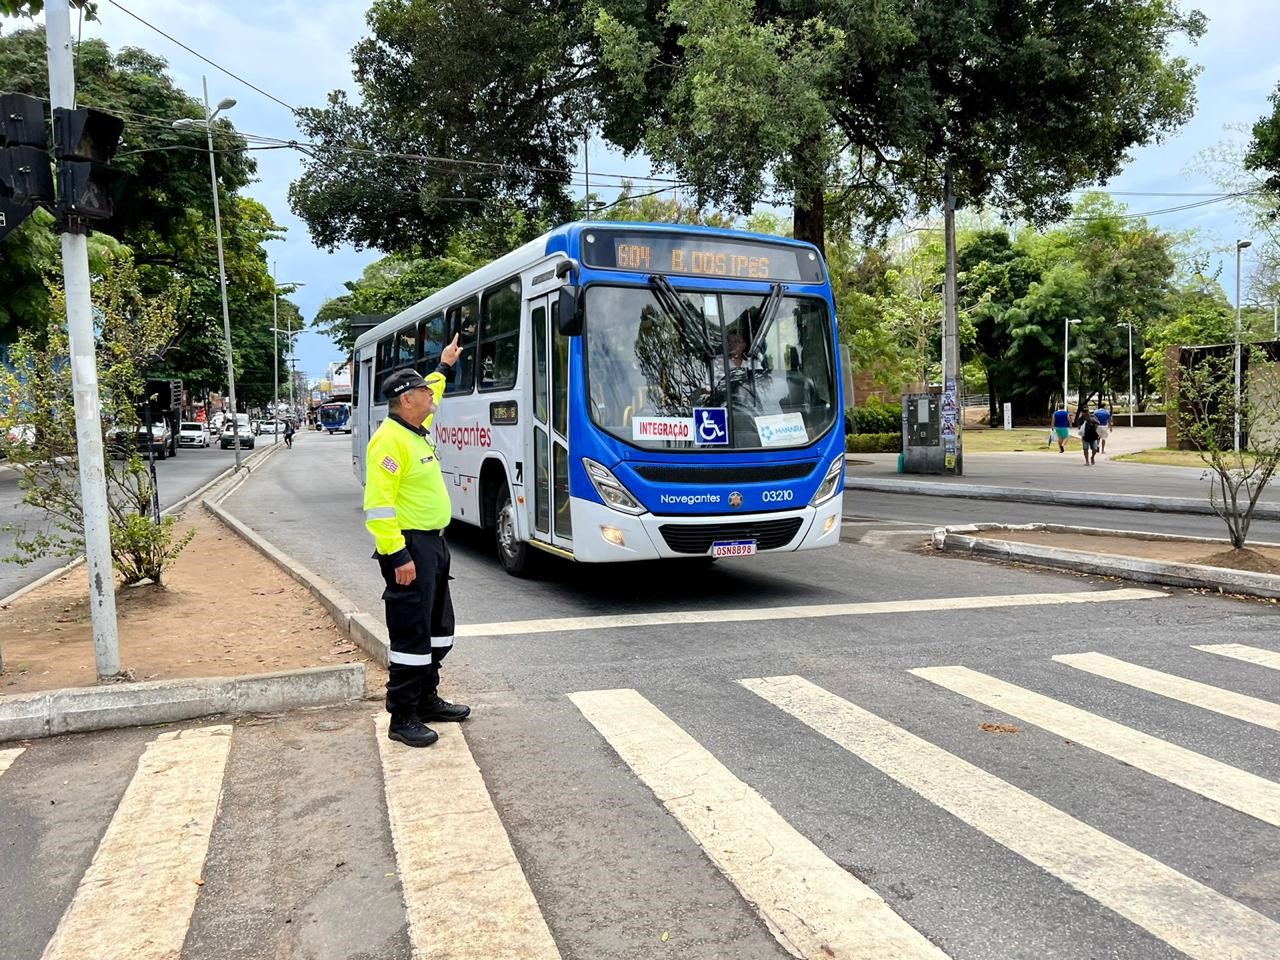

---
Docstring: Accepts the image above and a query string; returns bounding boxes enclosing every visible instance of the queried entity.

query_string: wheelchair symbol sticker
[694,407,729,445]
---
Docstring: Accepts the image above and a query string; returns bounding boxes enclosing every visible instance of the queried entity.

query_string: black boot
[419,695,471,722]
[388,715,439,747]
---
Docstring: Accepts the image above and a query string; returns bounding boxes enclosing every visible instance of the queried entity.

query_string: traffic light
[53,106,125,221]
[0,93,54,206]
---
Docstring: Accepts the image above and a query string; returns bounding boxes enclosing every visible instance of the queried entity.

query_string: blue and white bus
[319,401,352,434]
[352,222,846,575]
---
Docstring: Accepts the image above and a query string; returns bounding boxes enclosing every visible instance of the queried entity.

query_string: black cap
[382,368,429,399]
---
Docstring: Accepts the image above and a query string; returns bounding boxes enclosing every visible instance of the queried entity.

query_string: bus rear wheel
[494,486,535,577]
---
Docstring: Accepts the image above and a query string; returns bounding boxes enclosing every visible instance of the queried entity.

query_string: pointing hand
[441,333,462,366]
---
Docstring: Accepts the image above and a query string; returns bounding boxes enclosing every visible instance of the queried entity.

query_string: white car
[257,420,285,435]
[178,422,210,447]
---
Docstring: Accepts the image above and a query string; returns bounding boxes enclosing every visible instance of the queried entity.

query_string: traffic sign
[0,196,34,241]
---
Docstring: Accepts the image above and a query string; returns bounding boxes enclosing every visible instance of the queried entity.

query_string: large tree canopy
[289,0,589,254]
[292,0,1205,259]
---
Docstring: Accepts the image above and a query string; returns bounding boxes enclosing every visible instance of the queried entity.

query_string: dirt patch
[0,507,380,696]
[974,528,1280,576]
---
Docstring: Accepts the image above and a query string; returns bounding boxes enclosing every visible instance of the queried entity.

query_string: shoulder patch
[380,455,399,474]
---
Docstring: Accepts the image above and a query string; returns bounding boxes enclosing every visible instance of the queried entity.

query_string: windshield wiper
[649,274,714,360]
[746,283,785,360]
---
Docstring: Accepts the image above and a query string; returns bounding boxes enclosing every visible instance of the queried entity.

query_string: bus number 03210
[761,489,794,502]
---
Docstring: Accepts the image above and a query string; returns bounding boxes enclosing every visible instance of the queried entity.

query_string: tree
[1173,345,1280,549]
[289,0,587,255]
[1246,82,1280,197]
[0,255,195,584]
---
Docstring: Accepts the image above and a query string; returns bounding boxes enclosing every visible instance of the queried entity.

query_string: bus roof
[352,221,823,352]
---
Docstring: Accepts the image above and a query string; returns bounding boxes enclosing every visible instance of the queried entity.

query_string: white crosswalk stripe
[1193,642,1280,671]
[912,664,1280,827]
[741,674,1280,960]
[0,746,24,778]
[1055,651,1280,731]
[374,714,561,960]
[40,725,232,960]
[570,687,952,959]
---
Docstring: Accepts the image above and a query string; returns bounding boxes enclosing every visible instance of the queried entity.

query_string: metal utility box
[902,392,946,474]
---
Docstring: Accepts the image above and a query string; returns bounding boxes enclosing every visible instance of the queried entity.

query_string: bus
[351,221,846,575]
[319,401,352,434]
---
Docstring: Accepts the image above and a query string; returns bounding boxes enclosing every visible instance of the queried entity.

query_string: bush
[847,397,900,435]
[845,432,901,453]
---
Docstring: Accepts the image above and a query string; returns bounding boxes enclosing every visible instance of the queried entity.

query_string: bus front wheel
[494,486,534,577]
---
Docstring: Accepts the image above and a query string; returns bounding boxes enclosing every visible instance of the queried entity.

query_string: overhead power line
[104,0,297,113]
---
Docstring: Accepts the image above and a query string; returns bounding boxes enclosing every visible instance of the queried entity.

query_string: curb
[0,664,366,743]
[0,441,282,610]
[202,498,390,668]
[843,475,1280,520]
[933,522,1280,600]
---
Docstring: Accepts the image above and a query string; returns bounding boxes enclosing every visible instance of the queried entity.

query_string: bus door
[356,353,375,479]
[528,295,572,551]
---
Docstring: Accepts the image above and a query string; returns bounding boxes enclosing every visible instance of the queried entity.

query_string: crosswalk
[2,642,1278,959]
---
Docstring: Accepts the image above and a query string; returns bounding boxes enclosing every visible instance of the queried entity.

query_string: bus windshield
[583,284,837,451]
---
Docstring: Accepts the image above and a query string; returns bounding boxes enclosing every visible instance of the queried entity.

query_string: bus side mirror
[558,286,583,336]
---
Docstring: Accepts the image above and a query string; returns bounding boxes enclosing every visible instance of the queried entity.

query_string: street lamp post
[1063,318,1081,410]
[270,266,304,444]
[1235,239,1252,453]
[1119,320,1134,428]
[174,80,240,468]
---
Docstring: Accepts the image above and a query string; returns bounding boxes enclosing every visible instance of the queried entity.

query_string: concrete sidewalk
[843,427,1280,517]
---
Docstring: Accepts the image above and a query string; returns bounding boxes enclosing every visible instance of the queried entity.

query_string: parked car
[110,422,175,459]
[220,414,255,450]
[257,420,284,435]
[178,421,210,448]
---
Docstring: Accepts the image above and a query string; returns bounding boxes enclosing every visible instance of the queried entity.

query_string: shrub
[847,397,900,435]
[845,432,901,453]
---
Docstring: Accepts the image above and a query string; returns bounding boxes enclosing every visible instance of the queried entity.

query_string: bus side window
[352,356,361,408]
[396,326,416,369]
[445,297,479,395]
[374,337,394,402]
[416,312,446,377]
[479,277,520,392]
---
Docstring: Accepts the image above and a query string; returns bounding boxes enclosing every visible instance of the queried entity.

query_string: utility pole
[942,165,962,475]
[272,260,279,445]
[45,5,121,679]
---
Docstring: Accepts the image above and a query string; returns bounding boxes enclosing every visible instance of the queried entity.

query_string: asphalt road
[0,440,258,599]
[5,432,1280,959]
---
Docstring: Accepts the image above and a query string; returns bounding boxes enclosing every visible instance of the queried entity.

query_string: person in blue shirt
[1051,403,1071,453]
[1094,403,1112,453]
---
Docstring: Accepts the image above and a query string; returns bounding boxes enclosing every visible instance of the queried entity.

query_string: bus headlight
[809,455,845,506]
[583,458,646,515]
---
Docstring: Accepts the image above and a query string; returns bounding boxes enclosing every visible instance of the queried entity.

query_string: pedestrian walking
[1094,403,1112,453]
[1080,410,1100,465]
[283,420,294,449]
[364,334,469,748]
[1051,403,1071,453]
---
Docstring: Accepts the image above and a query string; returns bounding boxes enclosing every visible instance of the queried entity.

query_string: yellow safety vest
[363,371,449,562]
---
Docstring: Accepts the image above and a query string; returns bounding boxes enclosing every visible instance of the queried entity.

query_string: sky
[20,0,1280,379]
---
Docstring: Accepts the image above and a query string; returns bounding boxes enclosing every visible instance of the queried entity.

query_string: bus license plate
[711,540,757,558]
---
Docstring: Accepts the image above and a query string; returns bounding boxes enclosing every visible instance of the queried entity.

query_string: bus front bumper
[568,495,843,563]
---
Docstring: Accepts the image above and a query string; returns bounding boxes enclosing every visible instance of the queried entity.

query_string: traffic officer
[364,334,470,747]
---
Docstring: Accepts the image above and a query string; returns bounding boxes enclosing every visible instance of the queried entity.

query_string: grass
[1114,447,1260,469]
[960,427,1068,453]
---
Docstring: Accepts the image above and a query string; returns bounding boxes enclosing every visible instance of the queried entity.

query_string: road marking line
[742,675,1280,960]
[457,588,1166,638]
[1194,643,1280,671]
[1054,652,1280,732]
[0,746,24,777]
[569,687,950,960]
[374,715,560,960]
[40,725,232,960]
[912,665,1280,827]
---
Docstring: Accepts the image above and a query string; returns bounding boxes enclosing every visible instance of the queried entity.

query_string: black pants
[376,530,455,718]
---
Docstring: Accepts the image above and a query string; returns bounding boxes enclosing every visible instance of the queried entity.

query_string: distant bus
[351,221,845,575]
[319,401,352,434]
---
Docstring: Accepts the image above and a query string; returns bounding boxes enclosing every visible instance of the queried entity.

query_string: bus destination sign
[582,230,823,283]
